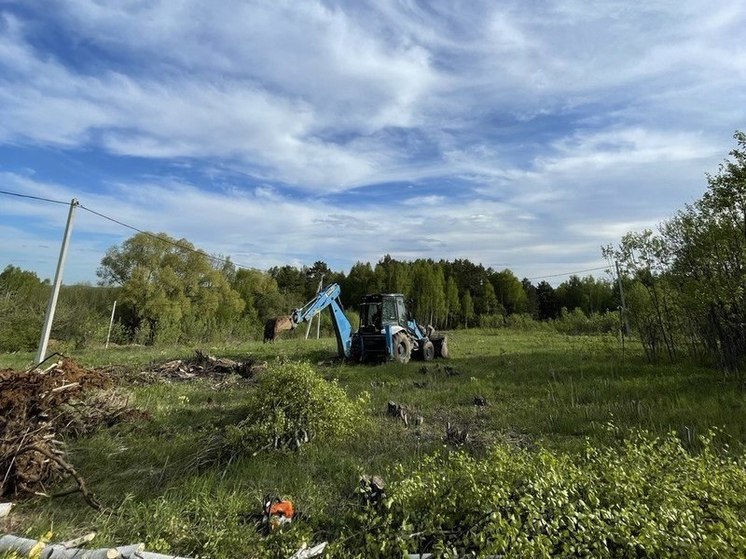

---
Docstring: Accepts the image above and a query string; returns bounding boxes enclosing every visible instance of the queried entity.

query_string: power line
[0,188,252,271]
[0,189,69,205]
[77,204,252,270]
[525,266,609,281]
[3,188,614,280]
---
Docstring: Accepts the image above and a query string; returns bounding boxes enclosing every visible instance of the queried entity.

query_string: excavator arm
[290,283,353,358]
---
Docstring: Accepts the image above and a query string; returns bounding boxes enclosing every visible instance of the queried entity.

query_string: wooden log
[60,532,97,548]
[50,382,80,394]
[0,535,192,559]
[0,534,37,556]
[0,503,11,518]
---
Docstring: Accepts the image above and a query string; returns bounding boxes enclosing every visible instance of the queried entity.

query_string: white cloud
[534,128,719,174]
[1,1,745,282]
[1,172,556,281]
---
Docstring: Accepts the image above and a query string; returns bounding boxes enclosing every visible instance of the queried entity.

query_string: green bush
[225,360,363,455]
[0,298,43,351]
[553,308,620,335]
[339,429,746,557]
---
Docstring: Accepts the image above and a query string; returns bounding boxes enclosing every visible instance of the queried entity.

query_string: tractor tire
[434,336,449,359]
[393,332,412,364]
[422,340,435,361]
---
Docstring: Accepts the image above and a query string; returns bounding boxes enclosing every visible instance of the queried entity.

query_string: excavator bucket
[432,336,449,359]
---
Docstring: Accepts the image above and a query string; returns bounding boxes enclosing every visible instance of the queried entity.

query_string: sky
[0,0,744,285]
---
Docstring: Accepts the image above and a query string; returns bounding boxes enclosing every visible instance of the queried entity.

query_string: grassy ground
[2,329,744,557]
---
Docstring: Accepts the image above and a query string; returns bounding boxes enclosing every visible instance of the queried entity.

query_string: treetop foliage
[606,130,746,373]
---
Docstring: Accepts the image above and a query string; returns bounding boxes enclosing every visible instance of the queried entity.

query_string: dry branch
[1,358,140,504]
[16,444,102,511]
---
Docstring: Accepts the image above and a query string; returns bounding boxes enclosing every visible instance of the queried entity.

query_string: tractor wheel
[393,332,412,364]
[435,336,450,359]
[422,340,435,361]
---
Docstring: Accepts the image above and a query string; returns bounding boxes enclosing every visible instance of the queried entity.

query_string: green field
[2,329,745,557]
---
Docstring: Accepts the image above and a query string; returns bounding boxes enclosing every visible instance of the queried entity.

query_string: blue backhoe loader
[289,283,449,363]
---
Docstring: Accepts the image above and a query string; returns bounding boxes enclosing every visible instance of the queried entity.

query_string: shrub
[222,360,363,456]
[553,308,619,335]
[338,429,746,557]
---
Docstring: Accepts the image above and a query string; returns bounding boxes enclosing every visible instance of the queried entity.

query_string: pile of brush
[0,358,139,508]
[142,350,266,382]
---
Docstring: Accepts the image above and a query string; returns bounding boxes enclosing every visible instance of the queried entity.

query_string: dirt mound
[0,358,138,505]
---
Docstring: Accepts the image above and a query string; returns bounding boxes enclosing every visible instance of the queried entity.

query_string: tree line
[0,249,619,351]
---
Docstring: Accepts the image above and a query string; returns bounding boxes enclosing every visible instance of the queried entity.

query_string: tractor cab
[359,294,407,332]
[353,293,410,361]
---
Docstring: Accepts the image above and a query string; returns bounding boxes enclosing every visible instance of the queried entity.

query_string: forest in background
[0,251,621,352]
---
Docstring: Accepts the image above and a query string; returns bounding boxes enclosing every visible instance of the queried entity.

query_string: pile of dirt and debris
[0,358,140,507]
[140,350,267,382]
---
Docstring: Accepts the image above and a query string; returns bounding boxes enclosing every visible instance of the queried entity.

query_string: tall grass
[2,329,744,557]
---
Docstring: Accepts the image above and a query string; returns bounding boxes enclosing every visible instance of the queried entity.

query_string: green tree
[445,276,460,328]
[374,254,411,295]
[521,278,539,318]
[305,261,333,299]
[267,265,308,304]
[536,281,560,320]
[231,268,284,326]
[556,275,585,312]
[0,265,48,351]
[663,131,746,370]
[491,269,527,315]
[98,232,244,344]
[462,290,475,329]
[409,260,446,326]
[342,262,376,308]
[479,279,499,316]
[604,229,677,362]
[606,131,746,371]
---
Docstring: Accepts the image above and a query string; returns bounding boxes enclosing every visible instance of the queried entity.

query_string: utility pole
[105,300,117,349]
[316,274,326,339]
[35,198,78,365]
[615,260,630,336]
[305,273,325,340]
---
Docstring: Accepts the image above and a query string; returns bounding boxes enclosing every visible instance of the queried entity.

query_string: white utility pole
[35,198,78,365]
[315,274,325,339]
[615,260,631,336]
[305,274,325,340]
[105,300,117,349]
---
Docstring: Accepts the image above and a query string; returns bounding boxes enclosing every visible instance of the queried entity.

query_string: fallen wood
[0,502,11,518]
[1,359,115,501]
[40,361,62,375]
[0,535,193,559]
[145,352,265,382]
[50,382,81,394]
[60,532,96,548]
[17,444,103,511]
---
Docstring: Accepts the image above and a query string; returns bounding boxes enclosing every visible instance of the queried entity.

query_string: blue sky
[1,0,744,284]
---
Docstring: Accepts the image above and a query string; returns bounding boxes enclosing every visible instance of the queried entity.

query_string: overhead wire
[524,266,610,281]
[77,203,254,271]
[3,188,613,281]
[0,188,253,271]
[0,189,70,206]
